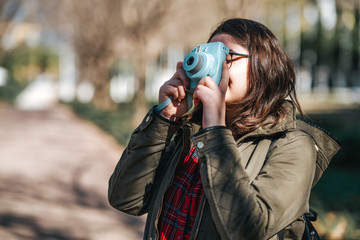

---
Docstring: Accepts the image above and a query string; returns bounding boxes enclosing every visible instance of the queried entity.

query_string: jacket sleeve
[108,107,181,216]
[191,128,316,240]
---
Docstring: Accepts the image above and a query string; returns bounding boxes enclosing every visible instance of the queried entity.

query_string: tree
[214,0,265,19]
[118,0,175,125]
[58,0,124,109]
[0,0,22,63]
[35,0,176,116]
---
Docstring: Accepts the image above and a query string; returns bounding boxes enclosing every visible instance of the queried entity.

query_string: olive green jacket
[108,101,340,240]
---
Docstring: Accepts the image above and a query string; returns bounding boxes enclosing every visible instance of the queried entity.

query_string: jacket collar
[236,100,297,143]
[234,100,341,187]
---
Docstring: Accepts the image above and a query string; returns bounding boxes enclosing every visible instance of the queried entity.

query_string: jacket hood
[238,100,341,187]
[295,118,341,187]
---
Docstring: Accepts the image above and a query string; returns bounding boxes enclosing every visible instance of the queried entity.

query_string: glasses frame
[226,52,250,69]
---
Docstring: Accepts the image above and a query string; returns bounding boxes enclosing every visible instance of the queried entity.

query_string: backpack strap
[246,134,282,183]
[302,209,321,240]
[277,209,320,240]
[246,138,272,183]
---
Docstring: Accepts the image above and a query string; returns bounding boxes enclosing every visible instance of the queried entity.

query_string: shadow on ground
[0,105,146,240]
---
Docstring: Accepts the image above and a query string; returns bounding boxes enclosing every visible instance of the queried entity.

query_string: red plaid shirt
[158,146,204,240]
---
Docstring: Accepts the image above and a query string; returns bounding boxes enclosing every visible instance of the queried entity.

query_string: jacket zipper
[296,117,341,145]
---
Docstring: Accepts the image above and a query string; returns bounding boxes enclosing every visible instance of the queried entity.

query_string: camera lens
[187,57,194,66]
[189,55,204,74]
[183,53,204,75]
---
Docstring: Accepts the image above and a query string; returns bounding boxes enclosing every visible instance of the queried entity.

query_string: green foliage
[66,101,136,146]
[1,44,59,84]
[308,108,360,237]
[0,44,59,103]
[0,77,26,103]
[312,169,360,213]
[308,109,360,168]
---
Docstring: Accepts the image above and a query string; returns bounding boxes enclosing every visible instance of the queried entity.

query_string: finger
[193,78,218,106]
[160,84,179,100]
[192,92,200,106]
[168,85,179,100]
[176,61,183,71]
[167,77,187,100]
[172,68,190,87]
[177,69,190,87]
[219,61,230,94]
[177,84,186,101]
[193,84,213,103]
[166,78,185,88]
[197,76,219,90]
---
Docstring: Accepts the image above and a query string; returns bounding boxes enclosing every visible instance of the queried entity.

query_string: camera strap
[156,90,195,115]
[156,96,173,112]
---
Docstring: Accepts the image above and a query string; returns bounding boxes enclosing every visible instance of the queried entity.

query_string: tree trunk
[92,76,116,110]
[77,56,116,110]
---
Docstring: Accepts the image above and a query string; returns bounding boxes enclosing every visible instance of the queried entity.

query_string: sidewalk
[0,104,145,240]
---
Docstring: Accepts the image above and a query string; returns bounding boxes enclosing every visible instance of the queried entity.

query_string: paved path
[0,104,146,240]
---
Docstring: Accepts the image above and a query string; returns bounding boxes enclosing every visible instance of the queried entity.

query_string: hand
[192,61,229,128]
[158,61,190,121]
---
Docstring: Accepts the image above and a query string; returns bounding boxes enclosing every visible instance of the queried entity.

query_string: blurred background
[0,0,359,239]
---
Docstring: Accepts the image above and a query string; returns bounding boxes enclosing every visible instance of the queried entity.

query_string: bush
[66,101,135,146]
[0,44,59,103]
[0,77,25,103]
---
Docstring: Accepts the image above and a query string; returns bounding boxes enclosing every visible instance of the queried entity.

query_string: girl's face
[210,34,249,104]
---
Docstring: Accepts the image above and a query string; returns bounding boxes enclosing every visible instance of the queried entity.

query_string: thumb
[219,61,229,94]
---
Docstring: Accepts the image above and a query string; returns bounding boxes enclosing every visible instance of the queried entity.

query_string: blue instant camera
[183,42,229,91]
[156,42,229,114]
[182,42,229,113]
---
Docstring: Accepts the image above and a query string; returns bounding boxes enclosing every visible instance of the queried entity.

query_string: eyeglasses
[226,52,250,69]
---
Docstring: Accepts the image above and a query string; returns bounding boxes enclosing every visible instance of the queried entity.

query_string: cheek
[238,75,248,95]
[227,68,248,99]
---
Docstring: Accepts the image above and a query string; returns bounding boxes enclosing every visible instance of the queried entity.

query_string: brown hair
[207,18,303,139]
